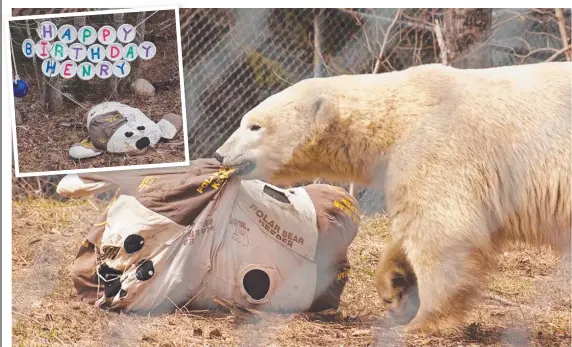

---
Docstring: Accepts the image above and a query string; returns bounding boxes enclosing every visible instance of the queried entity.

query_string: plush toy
[13,78,29,98]
[56,158,361,315]
[69,101,183,160]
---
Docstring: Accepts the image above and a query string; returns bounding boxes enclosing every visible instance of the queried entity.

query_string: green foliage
[246,48,295,88]
[283,9,312,43]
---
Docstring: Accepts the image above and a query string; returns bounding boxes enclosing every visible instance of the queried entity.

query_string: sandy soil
[11,197,571,346]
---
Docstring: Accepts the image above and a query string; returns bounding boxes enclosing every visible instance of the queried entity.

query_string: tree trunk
[41,18,65,112]
[25,20,45,106]
[71,16,89,101]
[443,9,493,68]
[125,11,146,89]
[15,100,23,125]
[111,13,125,95]
[45,77,63,112]
[134,12,146,79]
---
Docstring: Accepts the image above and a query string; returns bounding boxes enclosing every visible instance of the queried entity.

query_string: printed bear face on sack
[69,102,183,160]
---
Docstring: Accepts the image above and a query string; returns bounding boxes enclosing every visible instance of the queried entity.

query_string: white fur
[216,62,572,333]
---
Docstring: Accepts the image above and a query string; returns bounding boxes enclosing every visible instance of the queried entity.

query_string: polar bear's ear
[69,138,104,160]
[312,95,336,127]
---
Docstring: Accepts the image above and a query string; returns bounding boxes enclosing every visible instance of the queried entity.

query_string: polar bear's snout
[214,141,258,176]
[214,138,240,167]
[136,137,151,150]
[214,150,256,176]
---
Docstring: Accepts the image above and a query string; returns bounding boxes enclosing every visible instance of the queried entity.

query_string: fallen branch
[181,286,205,312]
[151,76,180,91]
[162,142,185,150]
[485,292,528,308]
[212,295,263,323]
[60,120,84,128]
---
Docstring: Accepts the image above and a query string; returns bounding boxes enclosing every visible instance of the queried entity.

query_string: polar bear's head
[215,79,339,183]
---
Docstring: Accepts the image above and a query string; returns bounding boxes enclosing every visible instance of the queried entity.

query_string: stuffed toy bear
[69,101,183,160]
[56,158,361,315]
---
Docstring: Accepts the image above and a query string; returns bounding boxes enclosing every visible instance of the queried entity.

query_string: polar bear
[214,62,572,333]
[374,239,419,325]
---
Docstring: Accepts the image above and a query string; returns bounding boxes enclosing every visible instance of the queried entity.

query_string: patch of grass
[487,273,535,299]
[12,199,572,346]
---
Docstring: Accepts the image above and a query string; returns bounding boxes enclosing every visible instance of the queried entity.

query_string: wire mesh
[179,8,570,212]
[10,8,572,209]
[180,8,570,160]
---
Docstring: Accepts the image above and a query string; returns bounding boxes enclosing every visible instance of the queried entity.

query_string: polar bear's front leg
[403,216,491,334]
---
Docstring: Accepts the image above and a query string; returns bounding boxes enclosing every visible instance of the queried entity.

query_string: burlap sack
[58,158,360,313]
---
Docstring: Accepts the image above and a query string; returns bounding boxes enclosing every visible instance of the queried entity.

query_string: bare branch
[373,9,403,74]
[555,8,571,61]
[516,47,560,62]
[337,8,433,32]
[546,46,572,62]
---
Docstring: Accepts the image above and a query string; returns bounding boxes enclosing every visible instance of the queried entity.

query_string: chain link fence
[181,8,571,160]
[180,8,570,213]
[11,8,571,211]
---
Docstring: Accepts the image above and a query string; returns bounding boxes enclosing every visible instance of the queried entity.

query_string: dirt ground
[11,197,571,347]
[12,34,186,175]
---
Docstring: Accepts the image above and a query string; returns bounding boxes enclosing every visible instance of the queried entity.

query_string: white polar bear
[214,62,572,333]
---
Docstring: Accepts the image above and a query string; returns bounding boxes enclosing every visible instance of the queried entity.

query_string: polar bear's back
[386,62,571,249]
[396,62,571,160]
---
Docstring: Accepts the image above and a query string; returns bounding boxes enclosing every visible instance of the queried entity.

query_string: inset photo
[7,7,188,177]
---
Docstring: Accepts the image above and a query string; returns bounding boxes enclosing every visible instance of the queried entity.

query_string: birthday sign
[22,21,157,79]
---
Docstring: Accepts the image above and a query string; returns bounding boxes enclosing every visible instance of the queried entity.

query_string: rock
[130,78,155,97]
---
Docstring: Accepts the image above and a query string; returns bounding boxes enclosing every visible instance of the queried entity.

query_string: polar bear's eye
[250,125,261,131]
[137,126,145,131]
[125,132,134,138]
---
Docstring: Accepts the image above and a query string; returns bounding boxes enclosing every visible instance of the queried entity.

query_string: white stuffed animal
[69,101,183,160]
